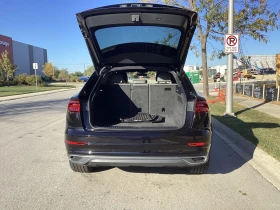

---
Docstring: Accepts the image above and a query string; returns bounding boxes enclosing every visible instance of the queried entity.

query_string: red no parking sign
[224,34,239,54]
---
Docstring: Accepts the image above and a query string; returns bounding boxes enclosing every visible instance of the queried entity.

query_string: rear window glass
[95,26,181,50]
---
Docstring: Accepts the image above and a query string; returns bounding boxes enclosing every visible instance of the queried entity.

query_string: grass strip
[210,102,280,161]
[0,85,75,97]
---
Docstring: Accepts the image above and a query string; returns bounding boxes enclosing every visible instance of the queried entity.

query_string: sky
[0,0,279,72]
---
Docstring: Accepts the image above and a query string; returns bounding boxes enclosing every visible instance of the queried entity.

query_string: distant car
[65,3,212,174]
[262,68,276,75]
[78,76,89,82]
[254,70,264,75]
[213,72,225,82]
[250,69,259,75]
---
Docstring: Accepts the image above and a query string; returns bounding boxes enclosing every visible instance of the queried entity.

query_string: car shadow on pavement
[206,115,279,175]
[119,166,189,175]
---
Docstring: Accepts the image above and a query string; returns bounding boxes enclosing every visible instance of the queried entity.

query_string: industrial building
[0,34,48,76]
[234,55,276,69]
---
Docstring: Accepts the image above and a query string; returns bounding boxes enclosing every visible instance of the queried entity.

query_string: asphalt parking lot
[1,89,280,210]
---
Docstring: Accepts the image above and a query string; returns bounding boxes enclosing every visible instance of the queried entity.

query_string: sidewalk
[0,88,76,102]
[209,91,280,119]
[233,95,280,119]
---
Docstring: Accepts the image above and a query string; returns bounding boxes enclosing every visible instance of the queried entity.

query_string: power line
[53,63,91,66]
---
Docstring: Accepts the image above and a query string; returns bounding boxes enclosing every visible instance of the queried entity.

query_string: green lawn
[210,102,280,161]
[0,85,75,97]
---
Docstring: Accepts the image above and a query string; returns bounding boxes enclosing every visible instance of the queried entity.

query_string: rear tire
[188,157,210,174]
[69,161,95,173]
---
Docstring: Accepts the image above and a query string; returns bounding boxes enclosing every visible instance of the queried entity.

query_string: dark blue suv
[65,4,212,174]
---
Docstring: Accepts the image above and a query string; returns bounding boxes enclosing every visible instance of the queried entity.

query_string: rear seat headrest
[107,72,128,84]
[156,72,172,83]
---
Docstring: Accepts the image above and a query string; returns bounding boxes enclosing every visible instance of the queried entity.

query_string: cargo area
[90,71,187,129]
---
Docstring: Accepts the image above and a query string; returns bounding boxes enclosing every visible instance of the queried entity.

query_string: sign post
[33,63,38,91]
[224,0,236,117]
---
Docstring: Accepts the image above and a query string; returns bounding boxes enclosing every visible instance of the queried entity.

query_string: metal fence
[235,82,279,102]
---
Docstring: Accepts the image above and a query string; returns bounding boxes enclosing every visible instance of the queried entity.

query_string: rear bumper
[65,127,212,167]
[69,154,209,167]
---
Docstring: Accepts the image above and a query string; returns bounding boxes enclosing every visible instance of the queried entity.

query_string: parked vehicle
[78,76,89,82]
[262,68,276,75]
[240,69,252,78]
[65,4,212,174]
[249,68,259,75]
[213,72,225,82]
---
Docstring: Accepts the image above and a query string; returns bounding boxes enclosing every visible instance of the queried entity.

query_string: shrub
[26,75,44,86]
[70,75,79,82]
[14,74,27,85]
[41,76,49,82]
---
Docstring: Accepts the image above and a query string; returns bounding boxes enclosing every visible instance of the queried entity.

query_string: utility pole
[224,0,235,117]
[84,64,86,76]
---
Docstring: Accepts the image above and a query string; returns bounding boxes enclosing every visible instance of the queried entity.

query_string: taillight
[188,142,205,147]
[68,99,80,112]
[195,100,209,113]
[65,140,87,146]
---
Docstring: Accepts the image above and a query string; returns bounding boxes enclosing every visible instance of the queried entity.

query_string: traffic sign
[33,63,38,70]
[224,34,239,54]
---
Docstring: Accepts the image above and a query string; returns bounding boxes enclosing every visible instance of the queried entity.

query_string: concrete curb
[213,117,280,191]
[0,88,77,102]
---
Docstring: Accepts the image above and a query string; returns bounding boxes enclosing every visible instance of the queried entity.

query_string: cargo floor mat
[120,113,165,123]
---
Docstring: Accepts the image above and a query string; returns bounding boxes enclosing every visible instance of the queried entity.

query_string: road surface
[1,89,280,210]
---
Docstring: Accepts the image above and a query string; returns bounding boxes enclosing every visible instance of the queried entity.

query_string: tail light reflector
[68,99,80,112]
[65,140,87,146]
[195,100,209,113]
[188,142,205,147]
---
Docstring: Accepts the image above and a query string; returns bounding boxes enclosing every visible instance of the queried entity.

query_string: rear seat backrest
[100,84,131,117]
[132,79,147,84]
[149,84,177,115]
[99,81,177,117]
[131,84,149,113]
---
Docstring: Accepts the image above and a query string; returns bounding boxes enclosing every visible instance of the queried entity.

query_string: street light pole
[224,0,235,117]
[84,64,86,76]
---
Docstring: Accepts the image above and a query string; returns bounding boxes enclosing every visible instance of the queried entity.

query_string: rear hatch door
[76,3,197,74]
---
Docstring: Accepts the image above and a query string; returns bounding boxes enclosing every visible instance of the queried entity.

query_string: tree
[53,67,61,79]
[72,71,84,77]
[58,69,70,81]
[0,59,4,82]
[141,0,279,97]
[0,50,18,86]
[84,66,95,76]
[42,62,55,80]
